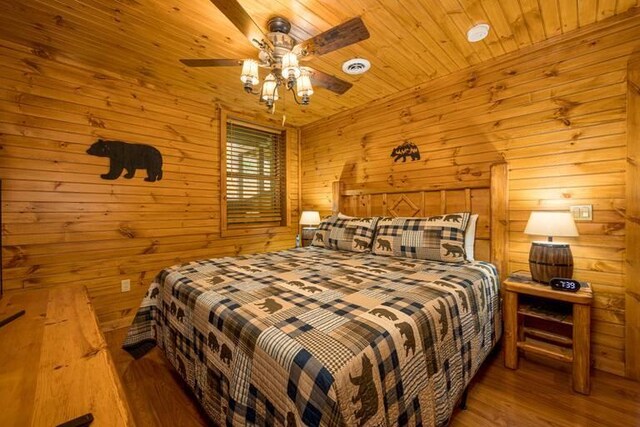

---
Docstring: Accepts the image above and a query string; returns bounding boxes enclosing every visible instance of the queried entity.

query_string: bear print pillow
[372,214,471,262]
[311,216,379,253]
[310,216,336,249]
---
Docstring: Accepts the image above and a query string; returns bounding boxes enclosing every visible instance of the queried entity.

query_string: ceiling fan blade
[209,0,272,50]
[297,17,370,57]
[180,59,244,67]
[308,69,353,95]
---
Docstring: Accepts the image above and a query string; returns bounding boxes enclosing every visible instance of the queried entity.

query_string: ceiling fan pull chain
[282,86,287,126]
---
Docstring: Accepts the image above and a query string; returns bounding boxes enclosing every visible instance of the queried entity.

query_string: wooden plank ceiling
[0,0,638,126]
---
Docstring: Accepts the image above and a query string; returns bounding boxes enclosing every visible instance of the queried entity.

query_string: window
[221,114,288,233]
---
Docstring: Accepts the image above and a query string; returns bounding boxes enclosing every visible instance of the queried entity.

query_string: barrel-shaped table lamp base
[528,242,574,284]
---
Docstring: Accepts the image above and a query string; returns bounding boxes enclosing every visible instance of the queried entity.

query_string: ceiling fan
[180,0,370,111]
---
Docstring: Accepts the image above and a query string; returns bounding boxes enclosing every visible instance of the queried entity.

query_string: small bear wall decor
[390,140,421,162]
[87,139,163,182]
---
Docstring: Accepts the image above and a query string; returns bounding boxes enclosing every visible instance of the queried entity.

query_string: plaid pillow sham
[311,216,379,252]
[372,213,471,262]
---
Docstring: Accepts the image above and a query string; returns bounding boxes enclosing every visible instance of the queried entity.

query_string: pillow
[464,214,479,261]
[310,215,336,249]
[311,216,379,252]
[372,213,471,262]
[337,212,353,219]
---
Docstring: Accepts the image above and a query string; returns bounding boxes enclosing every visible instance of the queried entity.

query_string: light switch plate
[121,279,131,292]
[570,205,592,221]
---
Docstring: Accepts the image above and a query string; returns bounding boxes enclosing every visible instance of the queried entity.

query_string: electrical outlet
[121,279,131,292]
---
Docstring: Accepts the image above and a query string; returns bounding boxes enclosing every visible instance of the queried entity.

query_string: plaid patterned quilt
[124,247,501,427]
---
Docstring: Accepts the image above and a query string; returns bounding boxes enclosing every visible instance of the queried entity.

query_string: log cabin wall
[0,39,300,330]
[301,13,640,377]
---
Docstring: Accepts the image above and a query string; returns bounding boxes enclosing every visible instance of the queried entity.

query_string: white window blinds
[225,122,286,226]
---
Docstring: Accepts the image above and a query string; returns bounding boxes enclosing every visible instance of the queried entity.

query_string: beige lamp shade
[300,211,321,227]
[524,211,579,241]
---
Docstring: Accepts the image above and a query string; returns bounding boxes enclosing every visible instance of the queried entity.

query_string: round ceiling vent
[467,23,490,42]
[342,58,371,75]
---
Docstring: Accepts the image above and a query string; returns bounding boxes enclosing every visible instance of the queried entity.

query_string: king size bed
[123,164,509,427]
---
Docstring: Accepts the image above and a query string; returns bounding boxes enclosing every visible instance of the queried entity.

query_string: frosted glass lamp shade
[300,211,321,227]
[281,52,301,79]
[296,69,314,97]
[240,60,259,85]
[261,73,279,102]
[524,211,579,241]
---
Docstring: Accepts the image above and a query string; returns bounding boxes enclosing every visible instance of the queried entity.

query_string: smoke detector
[467,23,490,42]
[342,58,371,75]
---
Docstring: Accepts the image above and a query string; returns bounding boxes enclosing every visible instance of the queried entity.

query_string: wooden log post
[573,303,592,394]
[504,290,519,369]
[626,53,640,380]
[490,163,509,284]
[332,181,344,215]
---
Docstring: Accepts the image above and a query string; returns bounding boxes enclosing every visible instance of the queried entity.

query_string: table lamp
[524,211,579,283]
[298,211,321,247]
[300,211,321,229]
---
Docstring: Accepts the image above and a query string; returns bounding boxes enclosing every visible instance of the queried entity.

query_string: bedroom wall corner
[299,13,640,378]
[0,38,301,330]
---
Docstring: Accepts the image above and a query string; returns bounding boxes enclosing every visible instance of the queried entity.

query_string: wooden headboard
[332,163,509,281]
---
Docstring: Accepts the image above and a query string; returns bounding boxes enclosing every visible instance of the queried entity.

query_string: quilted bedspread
[124,247,501,427]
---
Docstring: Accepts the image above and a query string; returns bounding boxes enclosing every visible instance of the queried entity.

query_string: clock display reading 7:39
[549,278,582,292]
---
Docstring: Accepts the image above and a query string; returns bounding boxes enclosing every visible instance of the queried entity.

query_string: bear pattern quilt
[123,247,501,427]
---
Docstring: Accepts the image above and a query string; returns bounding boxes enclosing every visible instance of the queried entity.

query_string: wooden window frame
[220,110,291,237]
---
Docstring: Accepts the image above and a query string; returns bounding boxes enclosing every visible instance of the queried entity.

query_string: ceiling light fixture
[467,23,490,42]
[236,17,316,112]
[181,14,371,114]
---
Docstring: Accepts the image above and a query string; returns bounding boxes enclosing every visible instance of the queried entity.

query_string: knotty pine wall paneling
[301,14,640,377]
[0,39,300,330]
[626,53,640,381]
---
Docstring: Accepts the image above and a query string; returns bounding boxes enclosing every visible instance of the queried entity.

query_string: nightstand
[300,227,316,247]
[503,273,593,394]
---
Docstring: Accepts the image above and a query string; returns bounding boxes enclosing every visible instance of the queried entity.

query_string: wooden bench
[0,286,134,426]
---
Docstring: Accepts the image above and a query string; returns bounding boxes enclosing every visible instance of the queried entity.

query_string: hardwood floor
[105,328,640,426]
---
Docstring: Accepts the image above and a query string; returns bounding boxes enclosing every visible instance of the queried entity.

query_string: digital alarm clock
[549,277,581,292]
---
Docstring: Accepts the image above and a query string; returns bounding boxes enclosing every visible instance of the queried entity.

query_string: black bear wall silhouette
[390,140,420,162]
[87,139,163,182]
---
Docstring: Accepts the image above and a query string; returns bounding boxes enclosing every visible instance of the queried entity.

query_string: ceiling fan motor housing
[267,16,291,34]
[268,32,296,61]
[264,16,297,65]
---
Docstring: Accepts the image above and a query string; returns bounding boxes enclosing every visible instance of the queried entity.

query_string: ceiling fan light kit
[180,0,370,112]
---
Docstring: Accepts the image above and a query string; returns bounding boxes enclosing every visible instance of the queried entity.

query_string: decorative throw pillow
[310,216,336,249]
[372,213,471,262]
[311,216,379,252]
